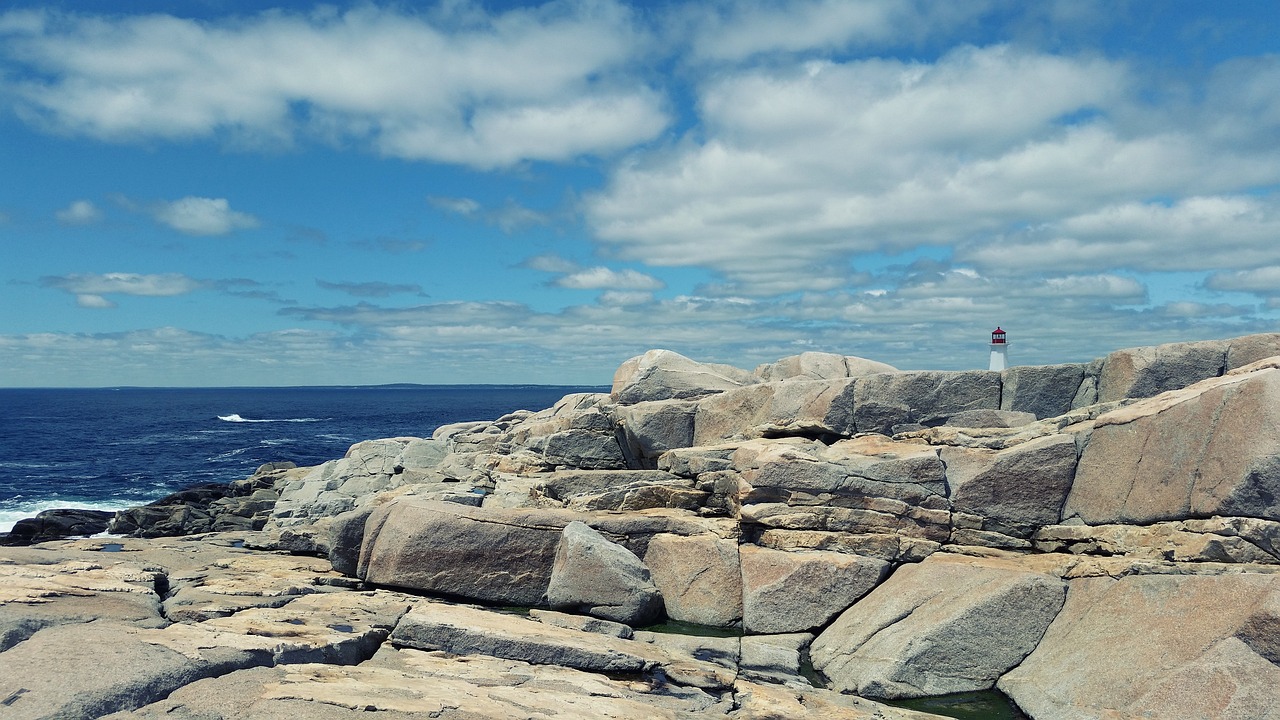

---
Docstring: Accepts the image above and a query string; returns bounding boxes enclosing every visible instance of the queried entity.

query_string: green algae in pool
[885,691,1034,717]
[886,690,1028,720]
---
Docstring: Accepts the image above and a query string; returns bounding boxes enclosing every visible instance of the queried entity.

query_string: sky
[3,0,1280,387]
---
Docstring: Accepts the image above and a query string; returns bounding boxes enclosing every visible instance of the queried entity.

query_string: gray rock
[943,434,1079,538]
[547,521,663,626]
[644,533,743,627]
[852,370,1002,435]
[811,553,1066,699]
[327,506,375,577]
[613,400,697,469]
[358,499,576,606]
[611,349,756,404]
[999,572,1280,720]
[1097,339,1227,402]
[754,351,897,382]
[1000,363,1087,419]
[694,379,858,445]
[740,545,888,634]
[1066,364,1280,524]
[943,409,1038,428]
[1226,332,1280,370]
[390,601,659,674]
[529,609,635,639]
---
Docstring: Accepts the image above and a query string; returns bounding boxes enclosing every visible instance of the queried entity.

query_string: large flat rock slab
[811,552,1065,699]
[1067,363,1280,524]
[389,601,662,673]
[998,571,1280,720]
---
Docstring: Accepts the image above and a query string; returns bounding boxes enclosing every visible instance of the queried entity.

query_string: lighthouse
[988,327,1008,371]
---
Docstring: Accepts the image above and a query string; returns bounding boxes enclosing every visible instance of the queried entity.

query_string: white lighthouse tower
[988,327,1008,371]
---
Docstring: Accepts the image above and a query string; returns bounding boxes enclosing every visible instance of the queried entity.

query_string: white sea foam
[217,414,325,423]
[0,499,141,534]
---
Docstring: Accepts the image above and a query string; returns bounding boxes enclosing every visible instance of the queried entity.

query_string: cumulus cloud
[40,272,206,307]
[55,199,102,225]
[0,3,669,168]
[1205,267,1280,296]
[555,267,665,291]
[151,197,258,236]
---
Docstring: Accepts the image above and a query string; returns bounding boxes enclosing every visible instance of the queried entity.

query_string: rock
[732,679,950,720]
[998,571,1280,720]
[852,370,1002,435]
[326,506,375,577]
[389,601,660,673]
[529,608,635,639]
[1226,332,1280,370]
[942,434,1079,538]
[1066,365,1280,524]
[358,499,574,606]
[811,553,1066,699]
[547,521,663,626]
[644,533,743,627]
[1097,338,1227,402]
[1000,363,1087,419]
[740,545,888,634]
[694,379,858,445]
[0,508,115,545]
[272,439,415,525]
[942,408,1037,428]
[1032,520,1280,564]
[611,349,756,404]
[613,400,697,469]
[754,351,897,382]
[740,632,814,685]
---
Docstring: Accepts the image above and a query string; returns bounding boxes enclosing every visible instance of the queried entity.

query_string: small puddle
[328,624,355,633]
[98,543,124,552]
[885,690,1029,720]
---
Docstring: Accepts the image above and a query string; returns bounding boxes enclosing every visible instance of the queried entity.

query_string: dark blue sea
[0,385,602,532]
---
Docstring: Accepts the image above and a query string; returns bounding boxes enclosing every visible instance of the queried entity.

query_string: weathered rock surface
[548,521,664,626]
[644,533,743,626]
[694,379,859,444]
[999,571,1280,720]
[740,545,887,634]
[1067,362,1280,524]
[852,370,1001,434]
[1000,363,1087,419]
[754,351,897,382]
[612,349,757,404]
[811,553,1065,699]
[943,434,1079,538]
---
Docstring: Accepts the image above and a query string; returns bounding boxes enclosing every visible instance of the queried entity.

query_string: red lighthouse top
[991,327,1006,344]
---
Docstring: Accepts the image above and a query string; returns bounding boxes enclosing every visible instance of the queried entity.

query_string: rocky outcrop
[15,333,1280,719]
[754,351,897,382]
[612,349,757,404]
[0,508,114,546]
[811,553,1066,699]
[999,571,1280,719]
[548,521,664,626]
[1066,360,1280,525]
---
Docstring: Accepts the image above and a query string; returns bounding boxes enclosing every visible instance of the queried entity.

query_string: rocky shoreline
[4,333,1280,718]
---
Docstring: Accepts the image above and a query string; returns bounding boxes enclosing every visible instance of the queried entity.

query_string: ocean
[0,385,602,533]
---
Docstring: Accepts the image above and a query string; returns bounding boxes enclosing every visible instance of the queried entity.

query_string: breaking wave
[217,414,325,423]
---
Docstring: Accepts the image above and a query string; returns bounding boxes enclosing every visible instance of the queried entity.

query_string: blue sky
[3,0,1280,387]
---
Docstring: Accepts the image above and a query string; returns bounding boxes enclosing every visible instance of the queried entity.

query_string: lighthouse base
[989,346,1007,372]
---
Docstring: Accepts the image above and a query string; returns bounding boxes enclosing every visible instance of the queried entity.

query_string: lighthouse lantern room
[989,327,1008,371]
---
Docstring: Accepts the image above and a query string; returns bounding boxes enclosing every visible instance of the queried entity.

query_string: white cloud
[0,3,668,167]
[1205,266,1280,295]
[555,267,665,290]
[428,196,481,216]
[151,196,258,236]
[75,294,115,309]
[41,272,207,307]
[55,199,102,225]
